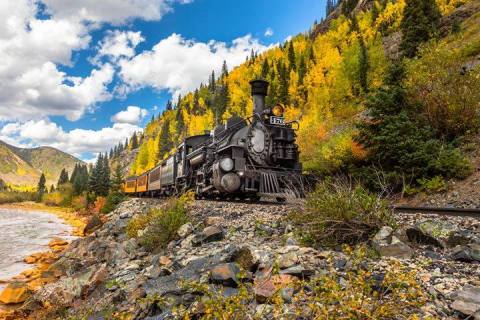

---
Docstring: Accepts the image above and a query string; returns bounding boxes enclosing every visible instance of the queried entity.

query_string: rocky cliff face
[13,198,480,319]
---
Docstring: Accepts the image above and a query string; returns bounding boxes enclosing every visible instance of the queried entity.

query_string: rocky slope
[6,197,478,319]
[0,140,84,187]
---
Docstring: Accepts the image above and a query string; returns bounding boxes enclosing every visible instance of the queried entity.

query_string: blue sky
[0,0,325,161]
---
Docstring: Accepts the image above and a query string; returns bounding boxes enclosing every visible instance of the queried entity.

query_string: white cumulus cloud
[111,106,148,125]
[93,30,145,65]
[0,119,142,157]
[0,0,192,123]
[264,27,274,37]
[119,33,274,97]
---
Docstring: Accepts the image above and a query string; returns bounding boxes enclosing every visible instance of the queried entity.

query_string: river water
[0,208,75,291]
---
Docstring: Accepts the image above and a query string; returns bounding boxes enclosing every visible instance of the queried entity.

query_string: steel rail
[393,205,480,218]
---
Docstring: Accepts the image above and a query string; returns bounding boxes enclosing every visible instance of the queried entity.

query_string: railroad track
[393,205,480,218]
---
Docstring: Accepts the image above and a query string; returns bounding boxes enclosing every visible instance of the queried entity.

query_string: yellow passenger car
[124,177,137,193]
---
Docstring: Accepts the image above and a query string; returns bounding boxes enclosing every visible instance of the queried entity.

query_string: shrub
[100,191,127,214]
[127,198,189,251]
[71,195,88,211]
[42,192,63,206]
[287,180,395,248]
[0,191,36,204]
[406,43,480,139]
[171,246,427,319]
[93,196,106,213]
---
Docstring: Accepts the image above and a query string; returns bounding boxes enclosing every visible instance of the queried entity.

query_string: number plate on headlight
[270,116,285,125]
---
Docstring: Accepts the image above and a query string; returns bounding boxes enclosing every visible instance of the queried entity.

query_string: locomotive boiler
[124,79,304,202]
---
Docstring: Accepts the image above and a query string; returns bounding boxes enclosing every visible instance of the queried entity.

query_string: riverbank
[0,202,85,319]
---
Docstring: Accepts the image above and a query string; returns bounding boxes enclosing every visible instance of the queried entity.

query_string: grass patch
[287,180,395,248]
[127,197,190,251]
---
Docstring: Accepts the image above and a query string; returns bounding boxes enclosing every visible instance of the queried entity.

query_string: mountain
[0,140,85,188]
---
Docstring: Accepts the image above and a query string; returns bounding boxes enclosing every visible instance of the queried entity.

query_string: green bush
[127,198,189,251]
[42,183,74,207]
[355,62,473,191]
[100,191,127,214]
[287,180,395,248]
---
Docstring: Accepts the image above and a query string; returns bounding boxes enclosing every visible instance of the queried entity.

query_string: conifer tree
[72,164,89,195]
[288,42,296,71]
[158,120,172,159]
[400,0,441,58]
[209,71,216,92]
[298,55,307,85]
[57,168,69,187]
[37,173,46,202]
[70,164,78,183]
[261,59,270,79]
[166,100,173,111]
[221,60,229,79]
[49,185,55,193]
[277,61,290,105]
[111,165,124,192]
[131,132,139,149]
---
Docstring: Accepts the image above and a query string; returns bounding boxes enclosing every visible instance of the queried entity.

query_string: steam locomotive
[123,80,304,202]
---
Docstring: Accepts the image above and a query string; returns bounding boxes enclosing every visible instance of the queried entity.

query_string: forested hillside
[0,140,84,189]
[111,0,480,191]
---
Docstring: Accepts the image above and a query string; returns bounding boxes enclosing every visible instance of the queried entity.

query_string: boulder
[278,251,299,269]
[406,220,474,248]
[229,246,257,271]
[83,215,103,234]
[451,286,480,319]
[0,282,29,304]
[192,226,224,246]
[210,263,241,287]
[177,223,194,238]
[450,244,480,263]
[279,265,315,279]
[373,227,413,259]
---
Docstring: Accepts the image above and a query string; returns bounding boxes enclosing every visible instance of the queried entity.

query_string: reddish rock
[210,263,241,287]
[0,282,29,304]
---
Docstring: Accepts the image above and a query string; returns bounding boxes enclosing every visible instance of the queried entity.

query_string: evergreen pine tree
[209,71,216,93]
[88,154,101,194]
[131,132,139,149]
[400,0,441,58]
[37,173,46,202]
[166,100,173,111]
[49,185,55,193]
[158,120,172,159]
[288,42,296,71]
[100,153,111,196]
[57,168,69,187]
[70,164,78,183]
[261,59,270,79]
[111,165,124,192]
[298,55,307,85]
[221,60,229,79]
[277,61,290,105]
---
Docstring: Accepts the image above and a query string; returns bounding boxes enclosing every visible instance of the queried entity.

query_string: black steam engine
[124,80,304,202]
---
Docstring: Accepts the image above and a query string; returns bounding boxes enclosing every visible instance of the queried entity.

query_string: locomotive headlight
[272,104,284,117]
[219,157,234,172]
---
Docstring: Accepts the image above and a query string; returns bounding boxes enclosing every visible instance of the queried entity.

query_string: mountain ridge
[0,140,85,188]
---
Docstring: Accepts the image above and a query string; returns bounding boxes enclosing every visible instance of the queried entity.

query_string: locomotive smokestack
[250,79,269,115]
